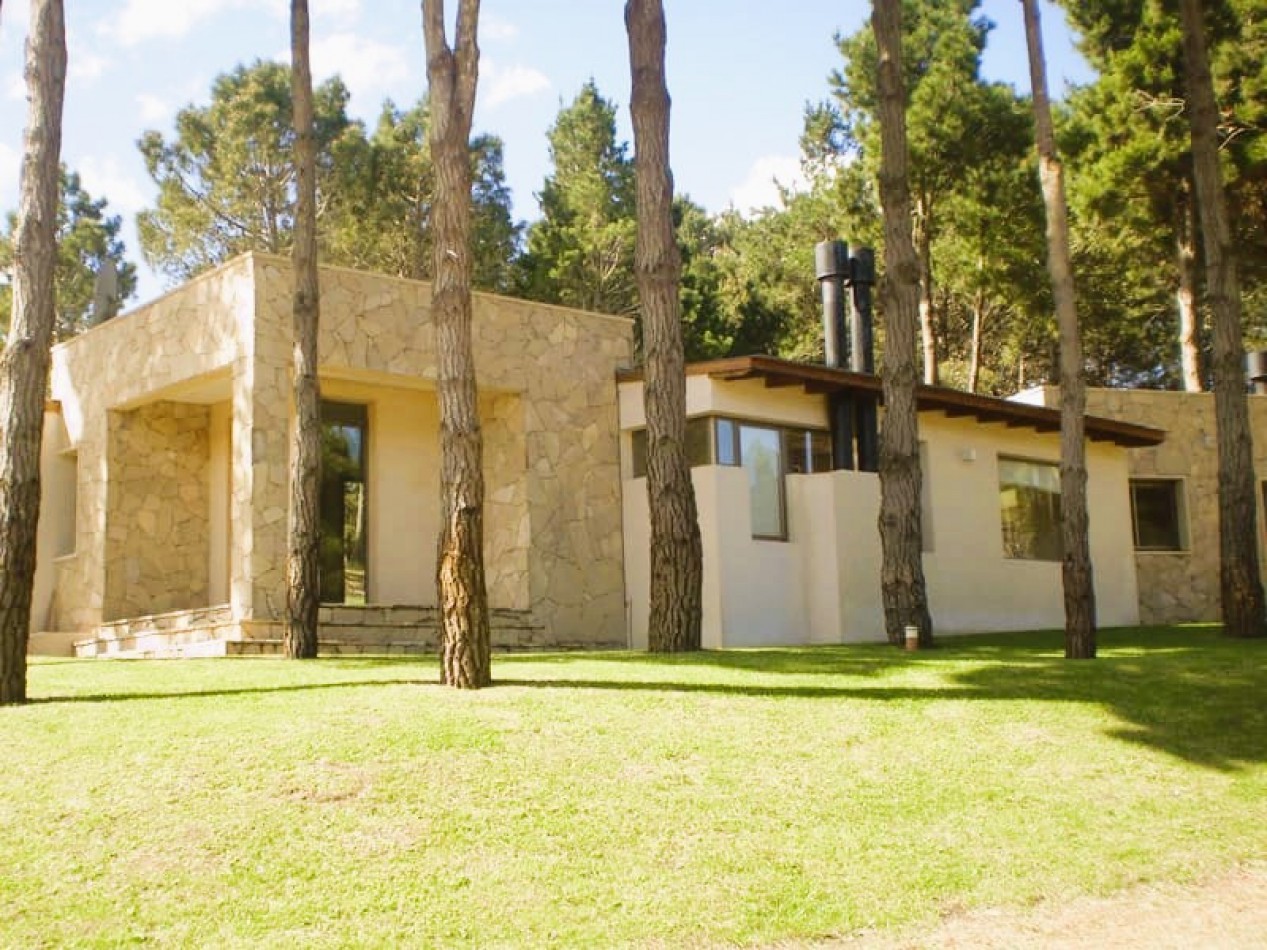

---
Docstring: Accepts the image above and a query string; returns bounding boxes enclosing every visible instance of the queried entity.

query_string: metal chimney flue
[848,248,876,374]
[816,239,854,470]
[815,240,849,368]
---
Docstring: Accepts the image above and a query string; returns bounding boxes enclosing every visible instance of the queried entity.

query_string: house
[618,358,1162,648]
[31,253,634,656]
[1016,386,1267,625]
[30,254,1165,657]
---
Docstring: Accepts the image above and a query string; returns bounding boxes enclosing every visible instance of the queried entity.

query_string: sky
[0,0,1093,307]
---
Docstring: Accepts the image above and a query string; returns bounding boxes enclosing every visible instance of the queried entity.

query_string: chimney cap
[814,240,848,281]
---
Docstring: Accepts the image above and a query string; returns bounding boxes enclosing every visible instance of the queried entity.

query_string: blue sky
[0,0,1091,305]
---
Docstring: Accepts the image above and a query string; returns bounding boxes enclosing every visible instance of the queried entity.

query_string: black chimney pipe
[848,249,879,472]
[815,239,855,470]
[815,240,849,368]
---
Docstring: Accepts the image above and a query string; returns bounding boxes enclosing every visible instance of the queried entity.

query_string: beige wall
[621,378,1141,645]
[32,409,75,631]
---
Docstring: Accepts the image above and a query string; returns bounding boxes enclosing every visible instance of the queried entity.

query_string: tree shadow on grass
[29,626,1265,771]
[28,678,432,705]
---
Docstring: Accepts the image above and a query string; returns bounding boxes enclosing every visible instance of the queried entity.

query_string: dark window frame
[1130,478,1185,551]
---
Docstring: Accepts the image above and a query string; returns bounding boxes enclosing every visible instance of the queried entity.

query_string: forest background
[1,0,1262,394]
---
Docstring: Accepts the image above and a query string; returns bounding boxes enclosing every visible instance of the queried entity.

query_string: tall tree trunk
[1022,0,1096,659]
[873,0,933,647]
[285,0,321,660]
[968,256,986,394]
[424,0,492,685]
[1176,181,1203,392]
[1180,0,1266,638]
[0,0,66,704]
[626,0,703,653]
[914,196,938,386]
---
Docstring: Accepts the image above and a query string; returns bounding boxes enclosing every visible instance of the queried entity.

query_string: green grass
[4,626,1266,947]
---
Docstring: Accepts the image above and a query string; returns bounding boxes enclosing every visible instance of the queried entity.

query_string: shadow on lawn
[495,627,1267,772]
[34,627,1265,771]
[30,678,430,705]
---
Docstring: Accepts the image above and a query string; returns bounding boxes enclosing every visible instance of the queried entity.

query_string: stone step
[28,631,80,657]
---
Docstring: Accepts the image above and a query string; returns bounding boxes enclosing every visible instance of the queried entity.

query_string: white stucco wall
[620,377,1141,646]
[918,414,1139,633]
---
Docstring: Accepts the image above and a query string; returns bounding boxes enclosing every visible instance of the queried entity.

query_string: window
[783,428,832,475]
[629,415,831,541]
[630,417,713,477]
[741,425,784,538]
[999,457,1061,561]
[321,401,368,604]
[1130,479,1184,550]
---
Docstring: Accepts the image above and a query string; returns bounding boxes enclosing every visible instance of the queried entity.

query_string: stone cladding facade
[41,253,634,650]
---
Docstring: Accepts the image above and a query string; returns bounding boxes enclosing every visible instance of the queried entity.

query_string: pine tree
[0,0,66,704]
[873,0,934,646]
[1180,0,1266,638]
[424,0,492,686]
[1022,0,1096,658]
[284,0,321,660]
[626,0,703,652]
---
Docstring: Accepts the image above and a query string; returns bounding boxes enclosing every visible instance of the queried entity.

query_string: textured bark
[1180,0,1266,638]
[0,0,66,704]
[968,268,985,394]
[1022,0,1096,659]
[626,0,703,653]
[873,0,933,647]
[284,0,321,660]
[1176,183,1203,392]
[424,0,492,685]
[914,198,938,386]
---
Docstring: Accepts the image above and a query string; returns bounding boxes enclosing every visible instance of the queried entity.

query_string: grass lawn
[4,625,1266,947]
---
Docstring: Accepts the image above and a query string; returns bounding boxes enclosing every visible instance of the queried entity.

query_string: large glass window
[1130,479,1184,550]
[321,401,368,604]
[999,457,1061,561]
[740,425,785,539]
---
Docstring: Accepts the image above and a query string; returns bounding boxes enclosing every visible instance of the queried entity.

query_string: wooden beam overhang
[616,355,1166,448]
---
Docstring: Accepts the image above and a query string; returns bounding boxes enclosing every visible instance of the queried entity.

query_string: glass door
[320,402,368,604]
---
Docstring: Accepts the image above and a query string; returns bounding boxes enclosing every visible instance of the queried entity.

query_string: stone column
[228,300,290,623]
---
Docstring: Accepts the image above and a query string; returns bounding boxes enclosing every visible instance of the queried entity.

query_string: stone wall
[41,253,634,648]
[104,402,211,620]
[251,256,635,646]
[44,256,252,631]
[1032,387,1267,624]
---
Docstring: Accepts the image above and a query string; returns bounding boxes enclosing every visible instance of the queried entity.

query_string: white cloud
[314,0,363,29]
[69,47,110,84]
[481,14,519,43]
[136,93,172,124]
[307,33,409,96]
[728,155,807,215]
[5,71,23,102]
[76,156,150,216]
[481,61,550,109]
[104,0,285,47]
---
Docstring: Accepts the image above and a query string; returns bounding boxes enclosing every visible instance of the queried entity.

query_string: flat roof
[617,355,1166,448]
